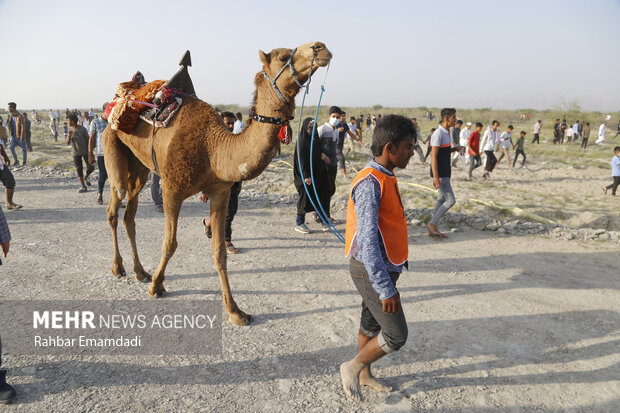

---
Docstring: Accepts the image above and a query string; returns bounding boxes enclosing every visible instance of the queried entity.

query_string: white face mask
[329,116,339,127]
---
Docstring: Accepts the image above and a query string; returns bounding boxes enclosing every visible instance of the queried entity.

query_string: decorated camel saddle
[105,51,196,133]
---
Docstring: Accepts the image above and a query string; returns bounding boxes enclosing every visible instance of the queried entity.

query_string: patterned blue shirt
[90,117,108,157]
[349,159,406,300]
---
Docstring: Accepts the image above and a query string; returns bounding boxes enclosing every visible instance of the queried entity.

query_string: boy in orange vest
[340,115,415,401]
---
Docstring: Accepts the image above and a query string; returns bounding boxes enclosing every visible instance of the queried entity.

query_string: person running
[293,118,329,234]
[480,120,500,179]
[581,122,591,150]
[602,146,620,196]
[512,131,527,168]
[450,119,462,167]
[88,104,109,205]
[341,114,414,401]
[458,121,472,166]
[596,121,607,145]
[428,108,458,238]
[410,118,425,164]
[66,113,94,193]
[201,112,242,253]
[532,120,542,144]
[467,122,483,179]
[6,103,27,166]
[496,125,514,171]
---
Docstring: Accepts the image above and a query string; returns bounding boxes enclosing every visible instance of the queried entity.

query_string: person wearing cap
[455,121,472,167]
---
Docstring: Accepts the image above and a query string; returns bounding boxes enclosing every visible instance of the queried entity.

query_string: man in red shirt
[467,122,483,180]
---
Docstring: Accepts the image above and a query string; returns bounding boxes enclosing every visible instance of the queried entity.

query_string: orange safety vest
[344,167,408,266]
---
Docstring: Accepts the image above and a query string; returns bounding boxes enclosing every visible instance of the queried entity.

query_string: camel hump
[179,50,191,67]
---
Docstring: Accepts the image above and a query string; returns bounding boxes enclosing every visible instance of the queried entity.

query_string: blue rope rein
[294,62,345,243]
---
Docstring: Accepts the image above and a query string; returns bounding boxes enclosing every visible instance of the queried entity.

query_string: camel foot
[135,269,152,282]
[148,283,167,298]
[112,269,127,278]
[228,310,252,326]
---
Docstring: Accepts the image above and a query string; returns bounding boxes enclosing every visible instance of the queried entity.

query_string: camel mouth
[314,56,331,67]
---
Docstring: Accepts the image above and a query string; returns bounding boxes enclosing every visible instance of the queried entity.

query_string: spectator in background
[613,120,620,138]
[602,146,620,195]
[0,118,7,147]
[572,120,581,143]
[512,131,527,168]
[317,106,341,225]
[233,112,245,134]
[456,121,472,167]
[411,118,425,164]
[66,113,94,193]
[50,116,59,142]
[480,120,501,179]
[532,120,542,144]
[336,111,358,177]
[596,121,607,145]
[6,102,27,166]
[22,113,32,152]
[449,119,462,167]
[496,125,514,171]
[467,122,483,179]
[552,118,561,145]
[346,116,362,155]
[88,104,109,205]
[560,119,567,144]
[581,122,591,150]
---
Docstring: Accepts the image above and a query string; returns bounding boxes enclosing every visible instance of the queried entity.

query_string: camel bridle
[261,47,315,104]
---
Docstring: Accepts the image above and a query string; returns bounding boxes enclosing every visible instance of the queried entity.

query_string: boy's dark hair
[440,108,456,120]
[8,102,16,110]
[235,112,242,120]
[455,119,463,126]
[68,113,78,124]
[562,119,566,122]
[329,106,342,115]
[475,122,483,128]
[520,131,527,135]
[492,120,499,126]
[507,125,513,130]
[586,122,590,126]
[371,114,416,156]
[221,111,235,119]
[556,118,560,122]
[350,116,356,121]
[614,146,620,153]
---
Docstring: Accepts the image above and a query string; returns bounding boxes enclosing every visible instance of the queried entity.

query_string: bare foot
[360,371,392,392]
[340,360,364,401]
[603,187,608,194]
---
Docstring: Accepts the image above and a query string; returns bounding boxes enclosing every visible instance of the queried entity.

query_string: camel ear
[258,50,271,65]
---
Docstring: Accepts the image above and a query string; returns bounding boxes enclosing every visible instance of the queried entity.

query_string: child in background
[423,128,436,162]
[513,131,527,168]
[602,146,620,196]
[63,122,69,142]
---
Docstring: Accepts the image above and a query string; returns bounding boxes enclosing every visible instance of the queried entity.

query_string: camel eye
[279,55,290,63]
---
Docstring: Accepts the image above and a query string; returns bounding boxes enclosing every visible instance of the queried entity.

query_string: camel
[102,41,332,325]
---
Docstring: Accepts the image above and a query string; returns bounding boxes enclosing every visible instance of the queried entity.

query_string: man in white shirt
[479,120,501,179]
[496,125,514,171]
[596,122,607,145]
[455,121,472,166]
[532,120,542,144]
[316,106,341,224]
[232,112,245,134]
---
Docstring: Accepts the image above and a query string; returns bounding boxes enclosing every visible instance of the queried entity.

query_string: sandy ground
[0,164,618,412]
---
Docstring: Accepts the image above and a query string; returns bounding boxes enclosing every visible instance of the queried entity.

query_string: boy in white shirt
[496,125,514,171]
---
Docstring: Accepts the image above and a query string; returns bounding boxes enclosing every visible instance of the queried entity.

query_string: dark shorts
[0,166,16,190]
[349,257,408,353]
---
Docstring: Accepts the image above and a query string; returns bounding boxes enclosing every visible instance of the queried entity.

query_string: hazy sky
[1,0,619,111]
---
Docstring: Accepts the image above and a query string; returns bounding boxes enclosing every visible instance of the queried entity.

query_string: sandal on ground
[226,243,239,254]
[6,203,22,210]
[329,217,339,225]
[202,218,212,239]
[428,230,448,238]
[312,213,321,223]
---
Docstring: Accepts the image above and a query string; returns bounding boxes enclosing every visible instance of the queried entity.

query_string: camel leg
[148,192,182,297]
[106,186,126,277]
[209,189,252,325]
[103,132,129,278]
[123,163,152,282]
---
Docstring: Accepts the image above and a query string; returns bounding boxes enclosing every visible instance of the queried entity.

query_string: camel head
[258,41,332,103]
